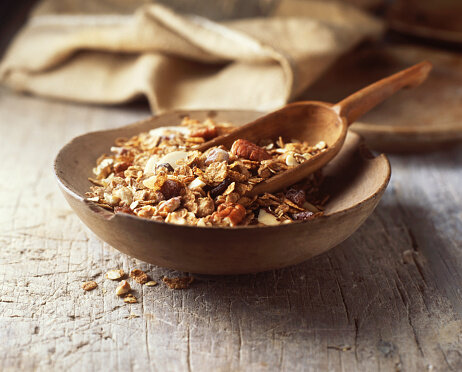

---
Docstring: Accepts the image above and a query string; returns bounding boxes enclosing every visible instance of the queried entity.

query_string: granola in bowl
[85,117,329,227]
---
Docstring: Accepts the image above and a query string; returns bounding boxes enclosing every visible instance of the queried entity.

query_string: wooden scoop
[198,61,432,196]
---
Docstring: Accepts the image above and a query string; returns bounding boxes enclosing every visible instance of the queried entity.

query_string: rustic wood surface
[1,85,462,371]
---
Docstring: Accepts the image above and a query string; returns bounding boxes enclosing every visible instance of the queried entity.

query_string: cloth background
[0,0,383,113]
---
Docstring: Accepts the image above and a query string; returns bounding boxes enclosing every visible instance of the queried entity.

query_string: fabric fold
[0,0,383,113]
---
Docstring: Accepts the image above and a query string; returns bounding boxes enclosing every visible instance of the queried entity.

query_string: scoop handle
[333,61,432,125]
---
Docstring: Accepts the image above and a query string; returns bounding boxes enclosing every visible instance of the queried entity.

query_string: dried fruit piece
[145,281,158,287]
[116,280,131,296]
[124,294,138,303]
[130,269,148,284]
[106,269,125,280]
[215,202,246,226]
[292,211,318,221]
[160,179,182,199]
[82,281,97,291]
[156,163,174,173]
[231,139,270,161]
[163,276,194,289]
[285,189,306,207]
[209,178,231,198]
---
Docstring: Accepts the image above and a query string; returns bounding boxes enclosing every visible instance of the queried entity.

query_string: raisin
[160,179,182,199]
[286,188,306,207]
[156,163,174,173]
[209,178,231,198]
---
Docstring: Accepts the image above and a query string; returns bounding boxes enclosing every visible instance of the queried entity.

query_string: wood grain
[1,88,462,371]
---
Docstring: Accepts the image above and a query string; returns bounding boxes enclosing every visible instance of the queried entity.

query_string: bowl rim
[54,109,391,231]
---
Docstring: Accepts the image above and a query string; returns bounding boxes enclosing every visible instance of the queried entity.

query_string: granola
[162,276,194,290]
[130,269,149,284]
[86,117,328,227]
[105,269,125,280]
[116,280,131,296]
[123,293,138,303]
[82,281,98,291]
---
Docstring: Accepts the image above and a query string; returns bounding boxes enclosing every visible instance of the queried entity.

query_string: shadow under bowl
[54,110,391,274]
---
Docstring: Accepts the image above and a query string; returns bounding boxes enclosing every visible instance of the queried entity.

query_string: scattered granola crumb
[105,269,125,280]
[145,281,158,287]
[82,281,98,291]
[124,293,137,303]
[162,276,194,290]
[116,280,131,296]
[130,269,149,284]
[126,313,140,319]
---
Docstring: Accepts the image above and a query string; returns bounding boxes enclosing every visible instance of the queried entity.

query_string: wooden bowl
[54,110,390,274]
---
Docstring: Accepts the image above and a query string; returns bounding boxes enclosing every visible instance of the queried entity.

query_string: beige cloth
[0,0,382,113]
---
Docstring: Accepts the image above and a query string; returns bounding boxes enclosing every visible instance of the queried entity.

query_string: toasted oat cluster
[85,117,329,227]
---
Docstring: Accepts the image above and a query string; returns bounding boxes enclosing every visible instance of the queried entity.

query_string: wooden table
[1,85,462,371]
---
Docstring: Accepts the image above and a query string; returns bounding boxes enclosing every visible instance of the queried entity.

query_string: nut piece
[204,148,229,165]
[215,202,246,226]
[145,281,158,287]
[258,209,281,226]
[123,293,138,303]
[158,196,181,214]
[285,152,298,167]
[105,269,125,280]
[231,139,270,161]
[130,269,148,284]
[116,280,131,296]
[158,151,189,170]
[163,276,194,290]
[82,281,98,291]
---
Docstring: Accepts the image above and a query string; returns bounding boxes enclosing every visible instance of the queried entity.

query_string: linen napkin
[0,0,382,113]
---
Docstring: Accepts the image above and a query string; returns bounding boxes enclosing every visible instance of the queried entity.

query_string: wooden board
[387,0,462,44]
[1,88,462,371]
[301,44,462,152]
